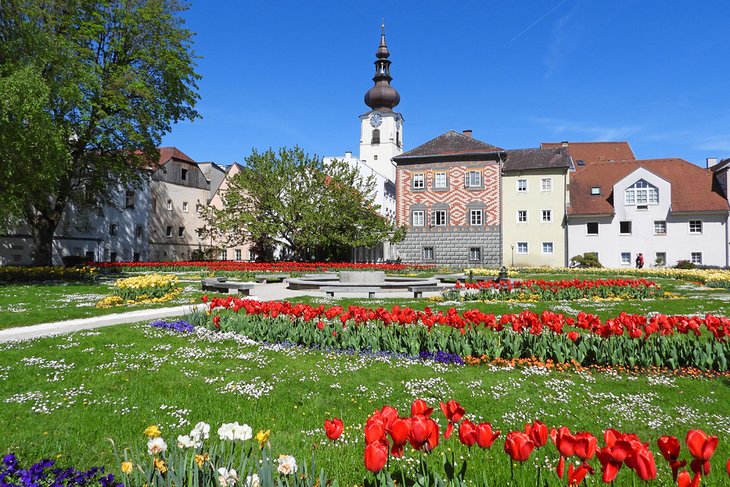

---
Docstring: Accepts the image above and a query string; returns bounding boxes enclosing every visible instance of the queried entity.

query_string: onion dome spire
[364,22,400,111]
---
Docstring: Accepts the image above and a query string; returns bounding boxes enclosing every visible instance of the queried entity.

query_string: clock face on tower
[370,113,382,127]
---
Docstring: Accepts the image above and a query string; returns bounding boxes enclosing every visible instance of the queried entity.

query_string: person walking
[635,253,644,269]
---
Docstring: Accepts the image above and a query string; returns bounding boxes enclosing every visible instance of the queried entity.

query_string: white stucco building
[567,158,729,268]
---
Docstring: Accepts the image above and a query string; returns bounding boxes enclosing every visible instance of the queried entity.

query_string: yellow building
[501,148,572,267]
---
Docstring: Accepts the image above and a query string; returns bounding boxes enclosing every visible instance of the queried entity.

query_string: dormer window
[625,179,658,205]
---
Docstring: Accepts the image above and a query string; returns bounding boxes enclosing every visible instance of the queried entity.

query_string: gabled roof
[569,158,729,216]
[393,130,503,162]
[541,141,635,168]
[158,147,195,165]
[503,147,572,172]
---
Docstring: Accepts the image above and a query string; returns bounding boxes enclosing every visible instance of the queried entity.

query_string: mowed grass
[0,322,728,485]
[0,280,215,329]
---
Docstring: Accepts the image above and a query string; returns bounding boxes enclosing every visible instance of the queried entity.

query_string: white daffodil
[218,422,252,441]
[191,421,211,441]
[276,455,297,475]
[147,437,167,455]
[217,467,238,487]
[244,473,260,487]
[177,434,196,449]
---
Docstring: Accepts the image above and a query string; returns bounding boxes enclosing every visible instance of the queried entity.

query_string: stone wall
[394,228,501,266]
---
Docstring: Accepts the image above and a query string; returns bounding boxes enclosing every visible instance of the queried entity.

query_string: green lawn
[0,280,216,329]
[0,321,728,485]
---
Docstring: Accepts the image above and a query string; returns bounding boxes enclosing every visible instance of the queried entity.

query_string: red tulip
[568,462,594,485]
[686,429,718,476]
[380,405,399,432]
[408,415,440,452]
[627,443,657,481]
[567,331,580,342]
[389,417,411,457]
[727,458,730,477]
[324,417,344,441]
[596,441,633,483]
[440,400,465,439]
[364,416,386,444]
[458,419,477,447]
[410,399,433,417]
[525,420,548,448]
[552,426,577,457]
[364,440,389,473]
[658,435,687,481]
[574,432,597,461]
[677,470,700,487]
[476,422,500,449]
[504,431,534,462]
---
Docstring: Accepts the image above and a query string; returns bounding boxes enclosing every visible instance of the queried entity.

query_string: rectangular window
[433,172,447,189]
[220,250,227,260]
[432,210,447,226]
[181,168,188,180]
[621,252,631,265]
[178,226,185,237]
[182,201,189,212]
[517,179,527,192]
[469,247,481,261]
[109,224,117,236]
[235,249,242,260]
[465,170,482,188]
[517,210,528,223]
[625,189,635,204]
[469,209,483,225]
[412,210,425,227]
[689,220,702,234]
[654,220,667,235]
[152,197,157,212]
[516,242,528,254]
[648,187,658,204]
[135,225,142,238]
[591,186,601,195]
[541,209,552,223]
[167,199,173,211]
[413,173,425,189]
[587,222,599,235]
[133,252,140,262]
[656,252,666,266]
[620,221,632,235]
[166,226,173,237]
[125,191,135,209]
[422,247,434,261]
[541,178,552,192]
[691,252,702,265]
[542,242,554,254]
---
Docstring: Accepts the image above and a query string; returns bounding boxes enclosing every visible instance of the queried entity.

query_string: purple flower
[149,319,195,333]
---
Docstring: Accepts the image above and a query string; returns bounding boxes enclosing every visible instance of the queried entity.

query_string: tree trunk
[30,215,58,266]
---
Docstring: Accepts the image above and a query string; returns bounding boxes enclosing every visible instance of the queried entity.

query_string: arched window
[371,129,380,145]
[625,179,658,205]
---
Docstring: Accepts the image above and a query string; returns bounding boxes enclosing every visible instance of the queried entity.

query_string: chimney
[345,151,352,160]
[463,129,473,138]
[561,141,569,148]
[706,157,718,168]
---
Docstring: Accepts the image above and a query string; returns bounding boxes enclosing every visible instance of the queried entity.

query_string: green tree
[201,147,404,261]
[0,0,199,265]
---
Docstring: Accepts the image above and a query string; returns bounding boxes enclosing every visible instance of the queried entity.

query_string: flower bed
[0,453,121,487]
[96,274,181,308]
[198,298,730,370]
[447,278,663,301]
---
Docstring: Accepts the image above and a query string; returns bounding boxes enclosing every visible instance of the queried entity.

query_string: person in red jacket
[635,253,645,269]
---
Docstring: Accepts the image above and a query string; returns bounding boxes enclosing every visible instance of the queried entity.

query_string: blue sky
[162,0,730,168]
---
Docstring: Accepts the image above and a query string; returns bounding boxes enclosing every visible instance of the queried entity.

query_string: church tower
[359,23,403,182]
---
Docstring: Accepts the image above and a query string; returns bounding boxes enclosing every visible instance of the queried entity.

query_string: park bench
[321,286,381,299]
[201,278,254,296]
[255,273,290,284]
[407,285,454,298]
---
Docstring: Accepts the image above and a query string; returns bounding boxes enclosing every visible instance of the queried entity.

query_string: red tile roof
[569,158,729,215]
[541,141,635,167]
[158,147,195,166]
[394,130,503,161]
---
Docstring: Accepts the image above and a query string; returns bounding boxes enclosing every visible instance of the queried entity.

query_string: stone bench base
[201,279,254,296]
[320,286,381,299]
[255,273,290,284]
[407,285,453,298]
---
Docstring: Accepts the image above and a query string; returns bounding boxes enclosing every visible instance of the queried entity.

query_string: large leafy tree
[201,147,404,261]
[0,0,199,265]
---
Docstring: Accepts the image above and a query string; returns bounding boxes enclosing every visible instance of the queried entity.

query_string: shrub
[675,260,696,269]
[570,252,602,268]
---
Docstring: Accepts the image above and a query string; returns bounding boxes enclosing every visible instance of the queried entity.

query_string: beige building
[208,163,253,261]
[501,147,572,267]
[149,148,220,261]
